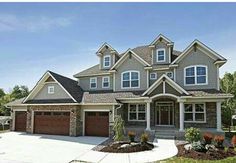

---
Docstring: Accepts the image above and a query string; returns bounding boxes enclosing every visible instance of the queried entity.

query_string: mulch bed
[177,144,236,160]
[100,141,154,153]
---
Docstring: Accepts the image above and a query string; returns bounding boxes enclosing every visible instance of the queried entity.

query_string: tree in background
[0,88,5,98]
[220,72,236,132]
[0,85,29,116]
[11,85,29,100]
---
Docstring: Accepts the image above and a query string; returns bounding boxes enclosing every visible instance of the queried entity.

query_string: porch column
[217,101,222,131]
[146,101,151,131]
[179,102,184,131]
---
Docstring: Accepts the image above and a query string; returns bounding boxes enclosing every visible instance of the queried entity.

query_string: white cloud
[0,14,73,32]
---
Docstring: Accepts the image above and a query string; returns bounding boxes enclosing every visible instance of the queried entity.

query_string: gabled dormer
[149,34,174,65]
[96,43,119,70]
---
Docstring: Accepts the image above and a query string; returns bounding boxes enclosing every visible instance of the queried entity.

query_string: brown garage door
[85,112,109,137]
[15,111,27,132]
[34,112,70,135]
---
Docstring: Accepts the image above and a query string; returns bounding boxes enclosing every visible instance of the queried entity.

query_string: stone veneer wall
[26,105,81,136]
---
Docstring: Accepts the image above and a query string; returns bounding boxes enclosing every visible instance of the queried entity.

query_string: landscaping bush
[203,132,214,144]
[113,115,125,141]
[128,131,136,142]
[214,135,225,148]
[192,141,206,152]
[141,133,149,143]
[231,135,236,147]
[185,127,201,143]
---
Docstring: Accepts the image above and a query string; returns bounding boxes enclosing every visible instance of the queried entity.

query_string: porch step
[155,130,176,139]
[155,135,175,139]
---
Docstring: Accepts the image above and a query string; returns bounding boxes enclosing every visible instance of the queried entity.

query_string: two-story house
[7,34,233,138]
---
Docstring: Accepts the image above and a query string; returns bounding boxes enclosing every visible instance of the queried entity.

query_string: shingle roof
[49,71,84,102]
[187,89,233,97]
[24,99,75,104]
[73,64,110,77]
[82,91,144,103]
[5,98,25,106]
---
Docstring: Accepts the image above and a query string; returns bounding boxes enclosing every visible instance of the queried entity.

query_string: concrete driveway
[0,132,107,163]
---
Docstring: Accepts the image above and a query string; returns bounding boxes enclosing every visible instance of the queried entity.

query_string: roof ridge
[48,70,77,83]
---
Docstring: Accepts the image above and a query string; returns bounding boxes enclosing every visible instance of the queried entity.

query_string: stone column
[26,107,33,133]
[179,102,184,131]
[146,101,151,131]
[217,101,222,131]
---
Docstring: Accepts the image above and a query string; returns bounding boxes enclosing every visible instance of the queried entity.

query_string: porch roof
[187,89,233,98]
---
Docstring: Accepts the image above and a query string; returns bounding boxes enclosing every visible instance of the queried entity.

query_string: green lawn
[162,156,236,163]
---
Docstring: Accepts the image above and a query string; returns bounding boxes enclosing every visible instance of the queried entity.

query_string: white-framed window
[156,48,166,62]
[90,77,97,89]
[48,86,54,94]
[102,76,110,88]
[184,65,207,85]
[121,71,140,89]
[150,72,157,80]
[128,104,146,121]
[166,71,173,79]
[184,103,206,123]
[103,55,111,68]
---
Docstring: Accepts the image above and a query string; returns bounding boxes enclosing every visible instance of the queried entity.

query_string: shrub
[185,127,201,143]
[113,115,124,141]
[214,135,225,148]
[231,135,236,147]
[128,131,136,142]
[203,132,214,144]
[141,133,149,143]
[192,141,206,152]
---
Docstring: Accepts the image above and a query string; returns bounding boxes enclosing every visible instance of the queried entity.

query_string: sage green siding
[149,70,174,86]
[100,49,115,70]
[152,42,171,64]
[176,48,218,90]
[34,83,70,99]
[115,55,147,91]
[79,75,113,91]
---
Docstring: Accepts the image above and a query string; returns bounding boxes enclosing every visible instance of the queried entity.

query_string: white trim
[156,48,166,62]
[174,68,176,81]
[151,93,180,101]
[113,73,116,91]
[102,76,110,88]
[74,72,111,78]
[142,74,189,96]
[90,77,97,89]
[171,40,225,65]
[216,64,220,90]
[47,86,55,94]
[183,103,206,123]
[146,70,149,89]
[128,103,146,122]
[110,49,151,70]
[150,34,172,45]
[163,81,166,94]
[168,46,171,63]
[150,72,157,80]
[96,42,118,55]
[121,70,140,89]
[184,65,208,86]
[103,55,111,68]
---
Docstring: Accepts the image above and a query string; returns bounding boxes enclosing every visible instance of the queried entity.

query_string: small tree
[113,115,124,141]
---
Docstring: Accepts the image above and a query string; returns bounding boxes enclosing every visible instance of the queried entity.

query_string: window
[90,77,97,89]
[102,76,110,88]
[156,49,166,62]
[121,71,140,88]
[48,86,54,94]
[184,103,206,122]
[185,65,207,85]
[103,55,111,67]
[166,72,173,79]
[128,104,146,121]
[150,72,157,80]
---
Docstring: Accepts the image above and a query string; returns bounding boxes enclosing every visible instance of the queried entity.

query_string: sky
[0,3,236,92]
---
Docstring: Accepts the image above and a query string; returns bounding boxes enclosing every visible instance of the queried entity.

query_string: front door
[156,102,174,125]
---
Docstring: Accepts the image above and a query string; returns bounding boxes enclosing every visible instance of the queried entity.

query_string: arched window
[121,71,140,88]
[184,65,207,85]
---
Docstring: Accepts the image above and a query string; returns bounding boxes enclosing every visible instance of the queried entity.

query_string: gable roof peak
[150,34,173,46]
[96,42,118,55]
